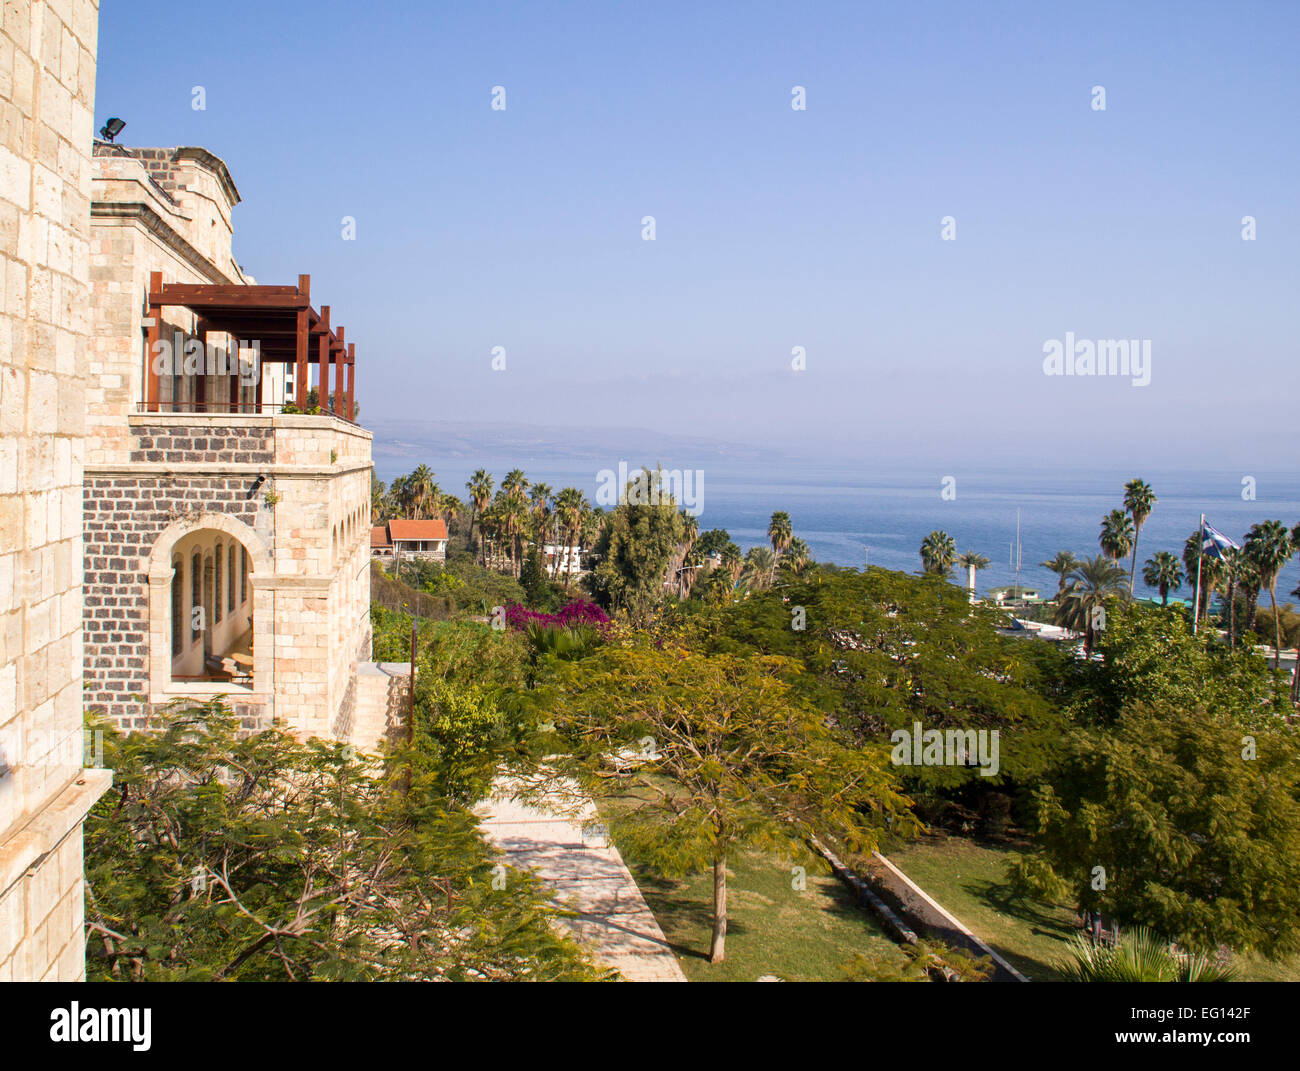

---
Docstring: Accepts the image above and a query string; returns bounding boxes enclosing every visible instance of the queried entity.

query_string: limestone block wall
[88,147,245,469]
[0,0,107,983]
[352,663,410,755]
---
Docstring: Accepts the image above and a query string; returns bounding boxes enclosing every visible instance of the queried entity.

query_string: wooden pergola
[144,272,356,420]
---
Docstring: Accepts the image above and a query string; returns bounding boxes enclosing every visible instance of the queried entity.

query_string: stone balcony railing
[124,411,371,470]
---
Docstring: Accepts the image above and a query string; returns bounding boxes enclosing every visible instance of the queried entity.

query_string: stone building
[83,142,382,743]
[0,0,111,983]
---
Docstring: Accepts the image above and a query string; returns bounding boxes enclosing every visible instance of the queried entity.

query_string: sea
[373,455,1300,605]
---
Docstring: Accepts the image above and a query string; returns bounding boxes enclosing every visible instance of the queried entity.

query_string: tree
[695,569,1070,804]
[465,470,494,561]
[1141,551,1184,606]
[535,645,912,964]
[1122,479,1157,594]
[1243,520,1293,669]
[554,487,589,591]
[589,468,686,625]
[1058,928,1237,982]
[767,511,793,582]
[740,546,776,592]
[1027,701,1300,958]
[1039,551,1081,599]
[1099,509,1134,564]
[408,464,439,517]
[781,537,812,580]
[1053,555,1128,654]
[84,699,603,981]
[1181,531,1224,630]
[919,530,956,577]
[956,551,991,603]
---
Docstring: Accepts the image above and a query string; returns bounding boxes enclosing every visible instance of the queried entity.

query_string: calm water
[374,454,1300,603]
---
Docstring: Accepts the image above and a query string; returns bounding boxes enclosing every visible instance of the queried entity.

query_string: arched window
[228,545,237,613]
[191,552,202,642]
[213,543,223,624]
[241,547,248,603]
[171,556,184,656]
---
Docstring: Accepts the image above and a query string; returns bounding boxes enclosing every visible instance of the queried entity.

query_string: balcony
[142,272,358,421]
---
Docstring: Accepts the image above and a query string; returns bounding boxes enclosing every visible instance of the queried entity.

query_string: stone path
[475,779,686,981]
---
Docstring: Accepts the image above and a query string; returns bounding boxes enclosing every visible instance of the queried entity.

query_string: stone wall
[0,0,107,983]
[82,468,265,729]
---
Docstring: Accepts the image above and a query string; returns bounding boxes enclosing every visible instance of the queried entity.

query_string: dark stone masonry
[128,424,274,466]
[82,471,268,730]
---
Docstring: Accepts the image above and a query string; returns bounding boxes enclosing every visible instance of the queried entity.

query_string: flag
[1200,521,1241,560]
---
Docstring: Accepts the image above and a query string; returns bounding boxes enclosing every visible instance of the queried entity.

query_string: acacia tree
[1027,700,1300,958]
[536,644,913,964]
[85,699,600,981]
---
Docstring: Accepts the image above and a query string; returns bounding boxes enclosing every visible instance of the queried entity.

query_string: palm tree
[529,483,554,547]
[370,474,389,524]
[1053,555,1129,654]
[1099,509,1134,564]
[677,512,700,597]
[466,469,494,561]
[501,468,529,499]
[1243,520,1293,669]
[767,511,793,581]
[1122,479,1157,594]
[1215,545,1245,647]
[740,546,776,592]
[1290,578,1300,702]
[1039,550,1081,599]
[406,464,437,517]
[1182,532,1212,627]
[782,537,812,579]
[919,530,956,577]
[555,488,588,591]
[720,542,743,587]
[498,489,529,577]
[1141,551,1184,606]
[956,551,991,604]
[1058,927,1237,983]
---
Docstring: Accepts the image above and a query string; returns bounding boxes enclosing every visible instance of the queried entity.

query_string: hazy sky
[95,1,1299,468]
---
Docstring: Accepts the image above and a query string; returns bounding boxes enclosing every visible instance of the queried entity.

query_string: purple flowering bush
[504,600,611,632]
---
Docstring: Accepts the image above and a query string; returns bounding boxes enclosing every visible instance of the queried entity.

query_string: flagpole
[1192,513,1204,636]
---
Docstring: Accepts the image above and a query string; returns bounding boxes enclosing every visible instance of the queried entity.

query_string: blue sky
[95,0,1300,467]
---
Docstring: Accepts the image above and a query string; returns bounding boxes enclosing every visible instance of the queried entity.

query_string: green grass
[596,784,909,982]
[624,846,910,982]
[885,833,1300,983]
[886,833,1077,981]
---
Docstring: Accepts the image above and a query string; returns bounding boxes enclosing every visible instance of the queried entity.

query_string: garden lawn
[885,833,1300,982]
[597,785,909,982]
[623,845,910,982]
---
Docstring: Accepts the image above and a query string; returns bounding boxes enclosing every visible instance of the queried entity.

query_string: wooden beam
[295,307,308,408]
[319,317,330,415]
[345,343,355,422]
[333,326,344,417]
[145,271,162,412]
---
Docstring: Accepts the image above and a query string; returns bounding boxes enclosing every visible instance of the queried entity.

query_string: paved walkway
[475,779,686,981]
